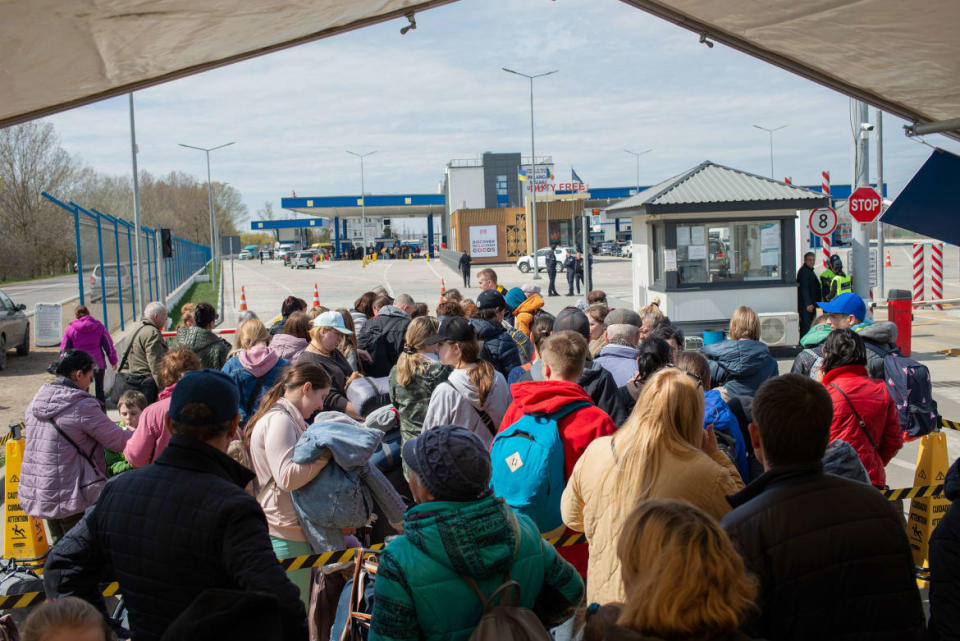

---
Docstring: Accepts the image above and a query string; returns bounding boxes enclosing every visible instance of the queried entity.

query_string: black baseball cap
[424,317,476,345]
[553,307,590,340]
[477,290,508,311]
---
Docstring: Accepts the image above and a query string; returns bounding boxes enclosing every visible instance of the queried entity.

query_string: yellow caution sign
[907,431,951,588]
[3,432,49,560]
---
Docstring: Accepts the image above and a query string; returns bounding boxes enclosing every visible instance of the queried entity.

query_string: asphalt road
[1,274,84,313]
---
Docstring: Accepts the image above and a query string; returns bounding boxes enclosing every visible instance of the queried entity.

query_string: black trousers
[547,269,559,295]
[93,369,106,408]
[461,268,470,287]
[575,273,583,295]
[799,306,815,338]
[566,271,575,294]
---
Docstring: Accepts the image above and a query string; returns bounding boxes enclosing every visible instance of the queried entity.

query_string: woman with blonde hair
[337,308,364,372]
[221,318,289,425]
[562,367,744,604]
[581,499,756,641]
[389,317,453,477]
[177,302,196,329]
[421,317,510,445]
[701,305,777,399]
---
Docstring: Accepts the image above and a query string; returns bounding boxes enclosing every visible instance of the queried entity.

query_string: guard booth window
[676,221,782,284]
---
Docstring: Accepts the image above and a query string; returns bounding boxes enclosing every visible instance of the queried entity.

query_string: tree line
[0,121,245,282]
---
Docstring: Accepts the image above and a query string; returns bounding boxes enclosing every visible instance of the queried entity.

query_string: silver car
[0,288,29,369]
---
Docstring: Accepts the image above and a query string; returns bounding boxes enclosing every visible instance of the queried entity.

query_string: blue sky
[42,0,960,225]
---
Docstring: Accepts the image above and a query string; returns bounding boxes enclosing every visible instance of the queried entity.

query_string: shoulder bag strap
[49,417,104,480]
[828,383,880,453]
[117,325,147,372]
[442,380,496,433]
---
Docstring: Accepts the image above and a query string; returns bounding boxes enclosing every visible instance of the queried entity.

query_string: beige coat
[561,434,744,604]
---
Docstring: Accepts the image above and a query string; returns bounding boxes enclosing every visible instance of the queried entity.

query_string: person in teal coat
[370,426,584,641]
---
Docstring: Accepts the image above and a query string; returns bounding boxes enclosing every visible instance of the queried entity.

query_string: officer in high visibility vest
[820,254,839,301]
[827,255,852,301]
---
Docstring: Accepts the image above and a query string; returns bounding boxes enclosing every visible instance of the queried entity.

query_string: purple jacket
[61,315,118,371]
[19,379,132,519]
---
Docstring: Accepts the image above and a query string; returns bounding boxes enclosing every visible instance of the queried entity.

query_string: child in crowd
[107,389,147,477]
[20,595,116,641]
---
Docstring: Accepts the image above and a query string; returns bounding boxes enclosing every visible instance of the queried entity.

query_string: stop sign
[848,187,882,223]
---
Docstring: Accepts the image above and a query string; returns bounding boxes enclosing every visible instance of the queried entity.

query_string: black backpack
[864,342,939,438]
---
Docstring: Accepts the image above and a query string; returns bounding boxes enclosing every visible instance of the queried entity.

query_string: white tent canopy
[0,0,455,128]
[618,0,960,141]
[2,0,958,141]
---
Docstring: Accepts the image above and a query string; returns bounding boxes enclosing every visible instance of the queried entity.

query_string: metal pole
[129,94,145,315]
[361,155,367,259]
[851,99,871,299]
[125,223,136,318]
[529,76,540,279]
[111,216,124,331]
[205,149,217,278]
[768,132,774,178]
[230,237,236,308]
[73,206,85,306]
[582,213,592,292]
[94,214,108,327]
[876,110,885,299]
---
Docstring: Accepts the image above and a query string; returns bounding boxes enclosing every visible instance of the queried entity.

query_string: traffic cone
[239,286,247,311]
[441,278,446,295]
[312,284,320,308]
[885,250,892,267]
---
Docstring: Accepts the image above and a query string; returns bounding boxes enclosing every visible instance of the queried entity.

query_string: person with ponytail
[246,362,332,607]
[618,337,674,412]
[581,500,756,641]
[388,317,453,478]
[421,318,510,445]
[562,368,743,605]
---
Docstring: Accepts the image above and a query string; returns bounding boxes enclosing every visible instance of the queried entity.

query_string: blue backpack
[864,342,939,438]
[489,400,590,533]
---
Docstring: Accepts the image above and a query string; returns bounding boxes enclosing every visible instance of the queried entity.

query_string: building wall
[483,152,522,208]
[446,165,486,212]
[450,208,526,264]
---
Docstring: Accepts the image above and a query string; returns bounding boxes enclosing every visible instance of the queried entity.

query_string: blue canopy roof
[882,149,960,245]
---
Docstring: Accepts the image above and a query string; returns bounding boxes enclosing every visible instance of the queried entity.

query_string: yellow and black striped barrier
[882,484,945,501]
[942,417,960,432]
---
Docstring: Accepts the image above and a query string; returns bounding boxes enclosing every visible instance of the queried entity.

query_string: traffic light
[161,228,173,258]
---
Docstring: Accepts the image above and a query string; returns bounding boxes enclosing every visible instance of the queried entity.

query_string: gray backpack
[462,572,552,641]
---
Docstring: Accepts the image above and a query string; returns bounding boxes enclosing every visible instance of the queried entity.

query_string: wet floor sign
[3,435,49,560]
[907,431,950,588]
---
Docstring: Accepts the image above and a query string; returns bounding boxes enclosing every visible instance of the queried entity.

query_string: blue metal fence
[42,192,211,333]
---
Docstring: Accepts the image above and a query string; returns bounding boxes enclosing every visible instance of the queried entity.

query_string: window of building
[675,220,781,284]
[652,223,665,281]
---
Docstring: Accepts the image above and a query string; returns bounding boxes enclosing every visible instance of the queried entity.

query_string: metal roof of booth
[281,194,446,219]
[606,161,828,215]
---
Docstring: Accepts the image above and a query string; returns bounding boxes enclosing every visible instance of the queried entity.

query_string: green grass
[168,262,220,328]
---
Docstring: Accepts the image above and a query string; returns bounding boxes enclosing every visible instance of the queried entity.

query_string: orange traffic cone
[239,286,248,311]
[441,278,446,295]
[312,284,320,308]
[885,250,892,267]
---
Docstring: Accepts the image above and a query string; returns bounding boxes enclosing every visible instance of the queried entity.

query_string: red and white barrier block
[931,243,944,311]
[913,244,925,308]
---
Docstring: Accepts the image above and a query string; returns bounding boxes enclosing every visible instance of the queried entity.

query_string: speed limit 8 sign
[809,207,838,237]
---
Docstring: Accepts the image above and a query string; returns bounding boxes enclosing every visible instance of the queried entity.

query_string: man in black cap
[45,370,307,641]
[469,290,522,377]
[370,426,584,641]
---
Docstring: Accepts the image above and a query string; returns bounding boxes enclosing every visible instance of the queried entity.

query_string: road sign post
[849,186,883,223]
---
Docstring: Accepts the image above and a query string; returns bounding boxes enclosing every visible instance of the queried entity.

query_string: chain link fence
[41,192,211,334]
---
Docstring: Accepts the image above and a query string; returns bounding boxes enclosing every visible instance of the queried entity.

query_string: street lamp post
[346,150,377,262]
[178,141,235,270]
[503,67,558,279]
[752,124,787,179]
[623,148,652,194]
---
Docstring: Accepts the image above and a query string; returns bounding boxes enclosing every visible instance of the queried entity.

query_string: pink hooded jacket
[61,315,117,370]
[123,384,176,467]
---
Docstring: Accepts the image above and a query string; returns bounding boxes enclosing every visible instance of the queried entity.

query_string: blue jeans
[271,536,312,608]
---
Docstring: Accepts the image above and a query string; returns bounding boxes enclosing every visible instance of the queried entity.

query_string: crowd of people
[12,265,958,641]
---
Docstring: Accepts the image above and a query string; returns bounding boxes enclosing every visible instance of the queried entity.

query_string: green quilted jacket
[370,494,584,641]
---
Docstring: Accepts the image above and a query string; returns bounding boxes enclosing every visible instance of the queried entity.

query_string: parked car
[516,246,572,273]
[291,251,316,269]
[619,243,633,257]
[277,249,294,265]
[90,263,131,297]
[238,250,253,260]
[600,241,618,255]
[0,288,30,369]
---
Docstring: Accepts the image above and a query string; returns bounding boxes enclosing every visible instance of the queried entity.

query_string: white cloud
[39,0,960,227]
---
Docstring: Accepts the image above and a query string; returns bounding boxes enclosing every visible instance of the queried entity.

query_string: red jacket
[500,380,618,479]
[823,365,902,486]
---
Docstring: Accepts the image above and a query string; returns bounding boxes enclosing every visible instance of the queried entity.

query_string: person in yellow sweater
[505,285,544,343]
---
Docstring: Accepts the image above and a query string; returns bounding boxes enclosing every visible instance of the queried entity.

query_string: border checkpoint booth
[607,161,828,347]
[265,194,447,259]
